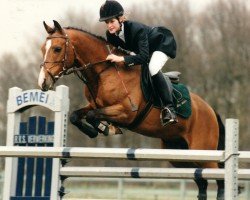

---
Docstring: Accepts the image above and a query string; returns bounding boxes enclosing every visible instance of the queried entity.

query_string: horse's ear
[53,20,64,34]
[43,21,55,34]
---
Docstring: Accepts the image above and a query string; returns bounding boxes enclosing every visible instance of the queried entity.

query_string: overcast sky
[0,0,214,59]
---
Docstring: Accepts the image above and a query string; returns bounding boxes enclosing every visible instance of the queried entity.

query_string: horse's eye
[54,47,62,53]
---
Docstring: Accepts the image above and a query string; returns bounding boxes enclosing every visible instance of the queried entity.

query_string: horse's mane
[64,26,107,42]
[64,26,127,55]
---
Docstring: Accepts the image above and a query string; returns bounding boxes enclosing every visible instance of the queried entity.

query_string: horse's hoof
[108,124,123,135]
[217,189,224,200]
[69,112,79,125]
[238,185,244,195]
[197,194,207,200]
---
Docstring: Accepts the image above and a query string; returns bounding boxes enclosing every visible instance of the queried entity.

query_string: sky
[0,0,213,60]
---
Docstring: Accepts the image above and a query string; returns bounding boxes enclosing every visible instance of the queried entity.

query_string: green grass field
[62,178,249,200]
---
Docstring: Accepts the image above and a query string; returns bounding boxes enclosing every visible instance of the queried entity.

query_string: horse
[38,20,225,200]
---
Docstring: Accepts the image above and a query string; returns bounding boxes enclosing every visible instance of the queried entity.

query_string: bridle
[40,33,113,109]
[40,34,110,85]
[40,35,75,83]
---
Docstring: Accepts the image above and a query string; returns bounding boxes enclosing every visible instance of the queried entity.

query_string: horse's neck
[69,30,142,107]
[70,31,107,64]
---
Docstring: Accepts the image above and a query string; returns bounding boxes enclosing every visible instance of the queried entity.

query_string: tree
[197,0,250,150]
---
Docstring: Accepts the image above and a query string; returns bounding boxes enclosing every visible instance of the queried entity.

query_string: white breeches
[148,51,169,76]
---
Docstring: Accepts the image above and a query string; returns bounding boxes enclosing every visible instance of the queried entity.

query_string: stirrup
[160,107,178,126]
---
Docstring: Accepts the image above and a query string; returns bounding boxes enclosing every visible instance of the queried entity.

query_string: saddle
[128,65,192,129]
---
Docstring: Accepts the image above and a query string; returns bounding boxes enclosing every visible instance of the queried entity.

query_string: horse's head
[38,20,76,91]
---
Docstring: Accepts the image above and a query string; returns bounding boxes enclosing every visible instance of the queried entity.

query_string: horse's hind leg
[216,180,224,200]
[194,178,208,200]
[216,161,225,199]
[162,138,208,200]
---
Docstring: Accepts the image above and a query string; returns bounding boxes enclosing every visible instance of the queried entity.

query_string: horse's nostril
[42,80,46,88]
[41,79,49,91]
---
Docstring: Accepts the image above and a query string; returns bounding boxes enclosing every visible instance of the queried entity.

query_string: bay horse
[38,20,225,200]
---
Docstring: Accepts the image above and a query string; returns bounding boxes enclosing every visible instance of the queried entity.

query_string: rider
[99,0,178,126]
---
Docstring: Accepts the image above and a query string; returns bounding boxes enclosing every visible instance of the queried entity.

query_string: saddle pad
[172,83,192,119]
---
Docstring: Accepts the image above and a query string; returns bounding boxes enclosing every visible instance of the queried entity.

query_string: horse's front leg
[70,104,123,138]
[86,104,129,122]
[86,104,128,133]
[70,104,99,138]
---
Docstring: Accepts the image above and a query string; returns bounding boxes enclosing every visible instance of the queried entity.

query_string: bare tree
[197,0,250,149]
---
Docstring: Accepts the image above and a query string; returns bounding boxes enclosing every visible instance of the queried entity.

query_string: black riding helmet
[99,0,124,22]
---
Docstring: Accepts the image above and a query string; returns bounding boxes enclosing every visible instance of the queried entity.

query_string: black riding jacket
[106,20,177,67]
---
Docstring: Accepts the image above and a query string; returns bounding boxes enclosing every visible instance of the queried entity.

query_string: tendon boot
[152,71,178,126]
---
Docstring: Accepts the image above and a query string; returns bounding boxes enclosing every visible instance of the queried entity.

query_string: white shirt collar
[117,23,125,42]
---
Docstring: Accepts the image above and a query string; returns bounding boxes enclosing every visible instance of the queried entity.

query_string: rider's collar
[116,23,125,42]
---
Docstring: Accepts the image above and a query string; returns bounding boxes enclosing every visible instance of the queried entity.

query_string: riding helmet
[99,0,124,22]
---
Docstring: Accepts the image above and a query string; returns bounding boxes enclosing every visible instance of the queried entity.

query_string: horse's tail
[215,112,225,169]
[215,112,225,151]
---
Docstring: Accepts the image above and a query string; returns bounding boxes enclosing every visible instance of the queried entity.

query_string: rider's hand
[106,54,124,63]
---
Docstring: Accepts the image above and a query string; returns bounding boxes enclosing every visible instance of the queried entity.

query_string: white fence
[0,119,249,199]
[1,85,249,200]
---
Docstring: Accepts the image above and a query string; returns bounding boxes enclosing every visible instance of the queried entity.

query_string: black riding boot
[152,71,178,126]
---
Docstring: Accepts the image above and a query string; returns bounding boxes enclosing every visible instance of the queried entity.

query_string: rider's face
[105,18,121,34]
